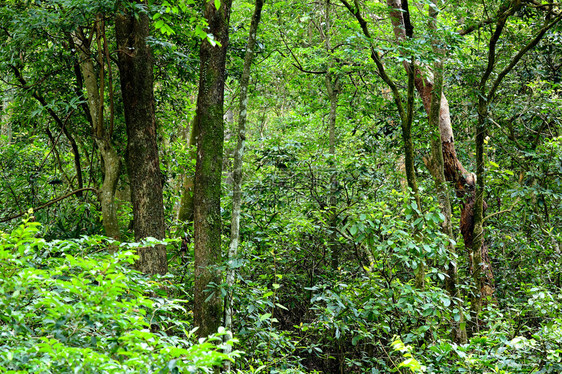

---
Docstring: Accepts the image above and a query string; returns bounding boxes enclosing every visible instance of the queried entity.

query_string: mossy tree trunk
[324,0,341,272]
[177,115,198,223]
[423,1,467,343]
[1,94,12,145]
[115,1,167,275]
[193,0,233,338]
[323,0,341,272]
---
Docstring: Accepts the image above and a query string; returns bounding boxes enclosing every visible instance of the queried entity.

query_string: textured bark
[388,0,472,339]
[73,27,121,240]
[193,0,233,338]
[224,0,263,365]
[97,141,121,240]
[387,0,474,193]
[115,3,167,275]
[177,116,198,223]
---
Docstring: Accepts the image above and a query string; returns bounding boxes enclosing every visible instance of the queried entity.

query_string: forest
[0,0,561,372]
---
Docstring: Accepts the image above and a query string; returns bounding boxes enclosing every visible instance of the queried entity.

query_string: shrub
[0,219,239,373]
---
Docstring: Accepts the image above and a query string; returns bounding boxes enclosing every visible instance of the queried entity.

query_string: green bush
[0,219,239,373]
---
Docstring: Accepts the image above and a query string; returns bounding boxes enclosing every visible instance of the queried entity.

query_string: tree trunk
[115,2,167,275]
[387,0,484,321]
[324,0,340,271]
[177,115,198,223]
[469,101,489,334]
[224,0,264,365]
[1,94,12,145]
[193,0,233,338]
[425,2,467,343]
[386,0,475,193]
[73,26,121,240]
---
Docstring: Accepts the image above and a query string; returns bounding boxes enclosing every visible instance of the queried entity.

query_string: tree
[193,0,233,338]
[115,0,167,275]
[340,0,423,288]
[384,0,468,342]
[73,19,121,240]
[468,0,561,334]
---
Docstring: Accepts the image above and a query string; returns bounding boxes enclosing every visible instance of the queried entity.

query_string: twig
[0,188,97,223]
[484,197,521,222]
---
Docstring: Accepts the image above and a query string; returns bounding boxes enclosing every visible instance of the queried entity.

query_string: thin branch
[0,188,97,223]
[459,17,496,36]
[280,32,327,74]
[484,197,521,222]
[487,14,562,101]
[9,64,84,193]
[339,0,406,121]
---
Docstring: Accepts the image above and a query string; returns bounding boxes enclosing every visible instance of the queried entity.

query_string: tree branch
[0,188,97,223]
[487,14,562,101]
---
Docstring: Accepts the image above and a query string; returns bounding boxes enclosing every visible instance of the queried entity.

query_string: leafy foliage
[0,220,238,373]
[0,0,561,372]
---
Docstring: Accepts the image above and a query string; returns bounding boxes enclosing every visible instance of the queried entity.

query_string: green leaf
[259,313,271,321]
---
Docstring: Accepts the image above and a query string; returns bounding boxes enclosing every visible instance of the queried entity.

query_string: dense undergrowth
[2,213,561,373]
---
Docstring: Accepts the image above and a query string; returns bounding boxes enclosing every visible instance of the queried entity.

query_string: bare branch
[0,188,97,223]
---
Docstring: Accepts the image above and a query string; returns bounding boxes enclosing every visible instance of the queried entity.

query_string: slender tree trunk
[389,0,424,289]
[115,2,167,274]
[340,0,423,288]
[324,0,340,271]
[469,100,489,335]
[1,94,12,145]
[193,0,233,338]
[73,26,121,240]
[387,0,480,306]
[386,0,475,192]
[224,0,264,365]
[424,1,467,343]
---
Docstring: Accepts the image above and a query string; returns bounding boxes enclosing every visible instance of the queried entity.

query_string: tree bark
[386,0,475,193]
[115,2,167,275]
[425,1,467,343]
[177,115,198,223]
[1,94,12,145]
[387,0,485,309]
[193,0,233,338]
